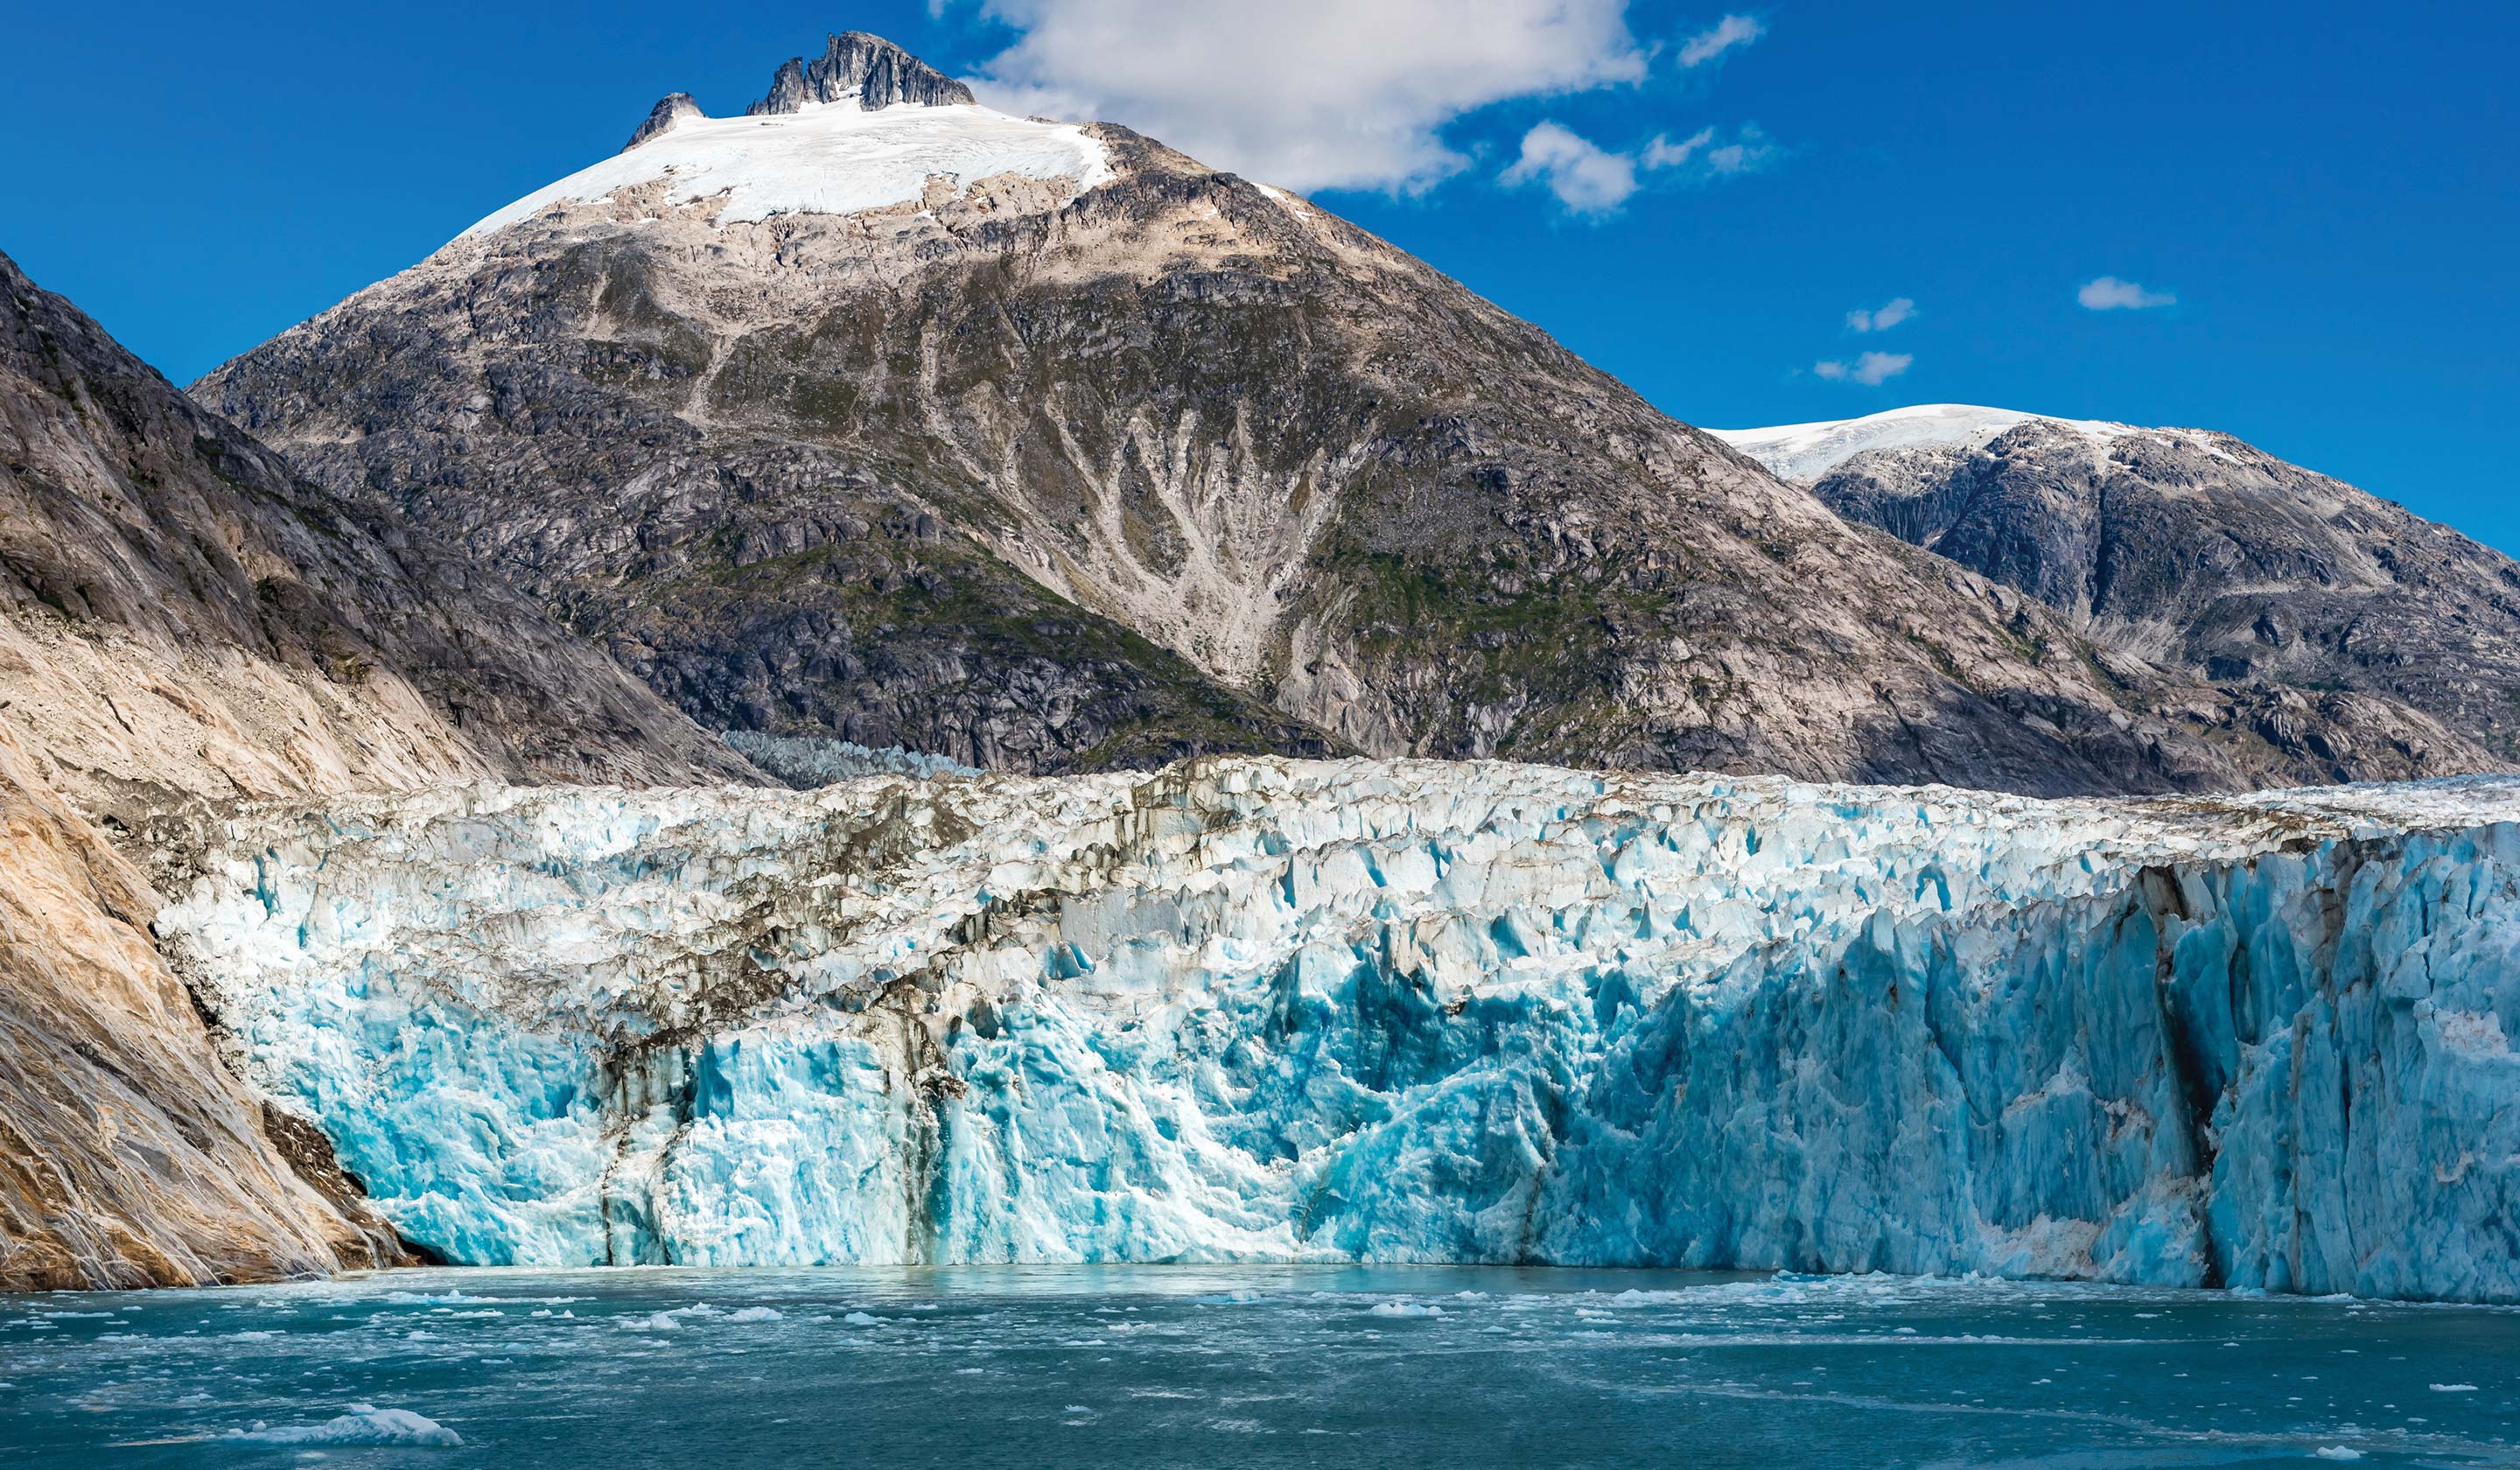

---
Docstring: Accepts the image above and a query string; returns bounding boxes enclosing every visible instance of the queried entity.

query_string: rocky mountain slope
[0,248,756,1289]
[195,33,2477,795]
[0,250,755,816]
[158,756,2520,1299]
[1718,404,2520,761]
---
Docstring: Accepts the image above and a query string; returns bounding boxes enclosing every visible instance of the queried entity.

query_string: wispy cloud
[2077,276,2177,311]
[1502,122,1640,214]
[1642,122,1781,180]
[955,0,1649,193]
[1846,297,1915,332]
[1815,352,1914,386]
[1506,117,1780,214]
[1642,127,1713,168]
[1676,13,1765,67]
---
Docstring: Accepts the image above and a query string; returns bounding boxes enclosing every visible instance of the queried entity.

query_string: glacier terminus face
[152,759,2520,1300]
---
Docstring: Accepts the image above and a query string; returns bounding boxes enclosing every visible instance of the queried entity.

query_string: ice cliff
[154,759,2520,1300]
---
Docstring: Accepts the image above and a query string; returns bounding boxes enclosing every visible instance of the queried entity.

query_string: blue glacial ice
[231,1404,463,1446]
[154,759,2520,1299]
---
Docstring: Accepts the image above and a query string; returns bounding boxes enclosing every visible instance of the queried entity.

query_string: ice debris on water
[154,760,2520,1300]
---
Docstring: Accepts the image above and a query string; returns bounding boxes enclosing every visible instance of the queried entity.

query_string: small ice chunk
[2313,1450,2364,1461]
[1367,1301,1442,1318]
[728,1306,784,1323]
[230,1404,462,1446]
[844,1311,881,1326]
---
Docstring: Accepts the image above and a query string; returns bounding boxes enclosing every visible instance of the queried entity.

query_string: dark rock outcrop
[623,91,701,151]
[746,32,976,116]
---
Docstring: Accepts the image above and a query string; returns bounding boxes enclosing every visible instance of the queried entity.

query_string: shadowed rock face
[197,38,2488,794]
[0,248,757,1290]
[622,92,700,151]
[746,32,977,116]
[1807,418,2520,764]
[0,248,755,811]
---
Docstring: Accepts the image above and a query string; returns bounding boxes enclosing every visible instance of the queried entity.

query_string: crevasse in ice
[154,759,2520,1299]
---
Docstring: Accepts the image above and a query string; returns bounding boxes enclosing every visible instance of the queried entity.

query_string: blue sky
[5,1,2514,550]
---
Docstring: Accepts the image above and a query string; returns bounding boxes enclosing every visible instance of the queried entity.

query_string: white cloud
[1501,122,1639,214]
[1507,117,1780,214]
[1642,127,1713,168]
[2077,276,2177,310]
[1676,14,1765,67]
[1814,351,1913,386]
[1846,297,1915,332]
[1642,122,1780,181]
[1694,123,1779,175]
[956,0,1649,193]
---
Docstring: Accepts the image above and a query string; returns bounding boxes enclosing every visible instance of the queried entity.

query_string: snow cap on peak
[461,36,1110,241]
[746,32,976,116]
[622,92,702,153]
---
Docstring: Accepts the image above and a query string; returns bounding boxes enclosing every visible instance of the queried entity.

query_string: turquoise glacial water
[4,1268,2518,1466]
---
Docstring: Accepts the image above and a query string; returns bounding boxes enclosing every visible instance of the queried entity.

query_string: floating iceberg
[156,759,2520,1299]
[231,1404,462,1446]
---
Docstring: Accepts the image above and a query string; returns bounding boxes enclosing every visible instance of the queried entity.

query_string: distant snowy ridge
[464,101,1113,239]
[1709,403,2224,483]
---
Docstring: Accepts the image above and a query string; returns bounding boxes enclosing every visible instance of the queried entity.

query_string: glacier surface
[155,759,2520,1299]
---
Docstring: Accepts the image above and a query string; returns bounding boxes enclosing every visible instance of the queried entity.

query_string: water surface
[4,1267,2516,1466]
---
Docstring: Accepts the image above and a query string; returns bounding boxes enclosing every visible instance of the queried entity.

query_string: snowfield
[157,759,2520,1298]
[461,99,1113,238]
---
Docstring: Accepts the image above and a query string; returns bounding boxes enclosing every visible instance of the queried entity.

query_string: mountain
[157,756,2520,1299]
[0,249,756,816]
[1716,404,2520,762]
[0,248,755,1289]
[195,32,2482,795]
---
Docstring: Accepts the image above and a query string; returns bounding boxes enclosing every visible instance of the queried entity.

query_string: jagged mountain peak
[746,32,976,116]
[618,34,982,157]
[621,91,702,151]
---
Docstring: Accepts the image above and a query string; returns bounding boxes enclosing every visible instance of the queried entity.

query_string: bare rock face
[0,724,405,1291]
[746,32,976,116]
[0,248,754,816]
[197,38,2486,795]
[622,91,700,151]
[0,247,759,1289]
[1802,417,2520,764]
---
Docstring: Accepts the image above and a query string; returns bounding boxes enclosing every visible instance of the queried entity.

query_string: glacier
[152,759,2520,1299]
